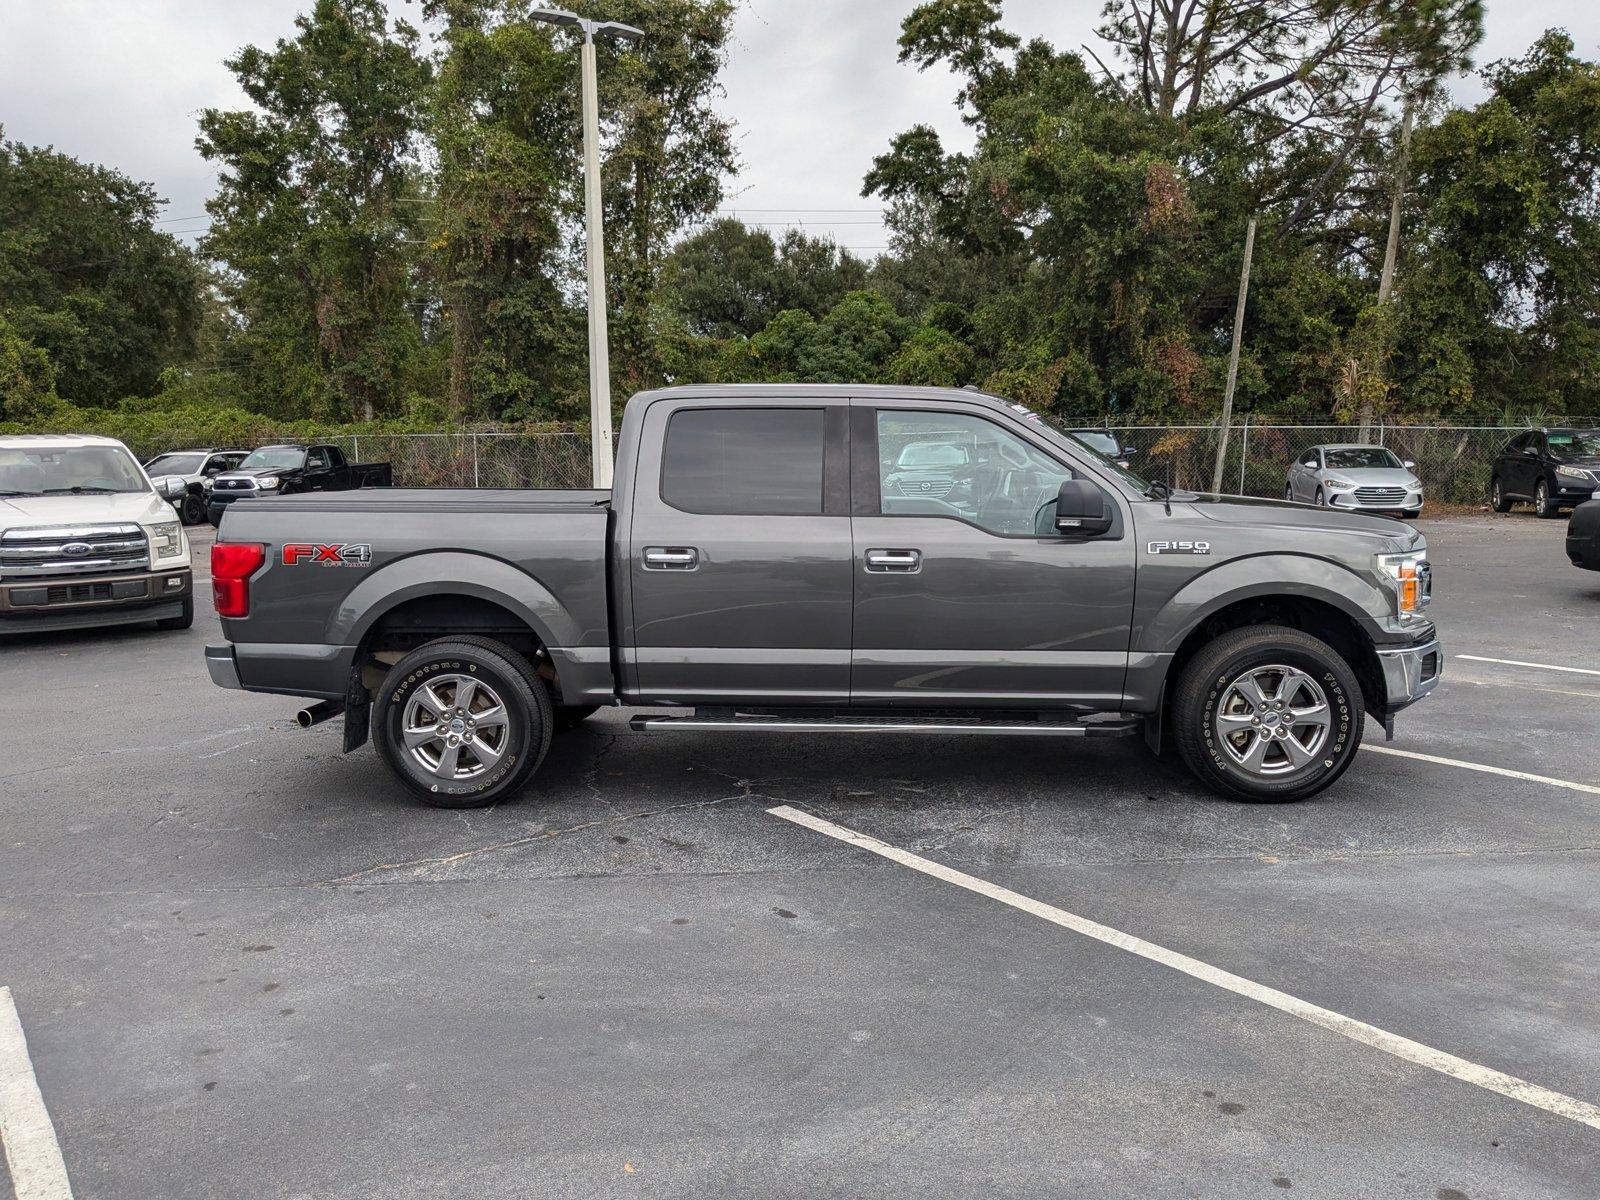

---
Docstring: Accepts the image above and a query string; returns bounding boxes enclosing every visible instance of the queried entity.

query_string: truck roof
[632,383,1021,413]
[0,433,130,450]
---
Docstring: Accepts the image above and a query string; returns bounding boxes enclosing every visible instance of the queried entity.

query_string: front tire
[1314,487,1326,507]
[374,638,552,807]
[179,491,205,525]
[1535,479,1560,518]
[1172,625,1363,803]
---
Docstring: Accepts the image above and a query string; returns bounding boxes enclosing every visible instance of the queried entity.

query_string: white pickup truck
[0,434,195,635]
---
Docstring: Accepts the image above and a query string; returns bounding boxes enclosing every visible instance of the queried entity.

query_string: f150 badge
[282,542,372,567]
[1147,540,1210,555]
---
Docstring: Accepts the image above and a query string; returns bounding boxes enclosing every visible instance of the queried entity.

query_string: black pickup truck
[205,384,1440,809]
[1569,499,1600,570]
[208,444,392,525]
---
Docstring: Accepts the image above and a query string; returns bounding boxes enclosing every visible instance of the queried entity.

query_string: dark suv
[1490,429,1600,518]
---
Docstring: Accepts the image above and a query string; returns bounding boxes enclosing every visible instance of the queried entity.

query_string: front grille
[0,524,150,580]
[890,477,955,499]
[212,477,256,492]
[1354,486,1408,505]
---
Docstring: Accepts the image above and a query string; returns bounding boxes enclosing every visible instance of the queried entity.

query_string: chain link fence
[1107,422,1600,506]
[128,421,1596,505]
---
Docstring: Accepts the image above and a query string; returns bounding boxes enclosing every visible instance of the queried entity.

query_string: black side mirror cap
[1056,479,1114,536]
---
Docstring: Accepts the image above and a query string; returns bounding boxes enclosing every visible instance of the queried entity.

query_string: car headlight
[1323,476,1353,489]
[1375,550,1429,618]
[150,521,183,559]
[255,475,280,490]
[1556,465,1589,480]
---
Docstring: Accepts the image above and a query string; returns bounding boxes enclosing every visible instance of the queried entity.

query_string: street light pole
[531,8,643,489]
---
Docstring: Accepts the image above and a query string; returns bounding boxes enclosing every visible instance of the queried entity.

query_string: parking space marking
[1456,654,1600,677]
[768,805,1600,1133]
[0,987,73,1200]
[1362,745,1600,795]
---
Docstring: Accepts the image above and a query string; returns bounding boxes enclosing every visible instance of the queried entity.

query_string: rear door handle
[643,546,699,570]
[864,548,922,573]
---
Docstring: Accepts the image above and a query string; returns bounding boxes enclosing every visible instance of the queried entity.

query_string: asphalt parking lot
[2,513,1598,1199]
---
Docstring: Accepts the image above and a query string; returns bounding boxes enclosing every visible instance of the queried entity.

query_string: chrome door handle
[643,546,699,570]
[864,548,921,573]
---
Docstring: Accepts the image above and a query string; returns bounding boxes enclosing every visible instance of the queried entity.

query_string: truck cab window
[662,407,825,515]
[877,410,1073,535]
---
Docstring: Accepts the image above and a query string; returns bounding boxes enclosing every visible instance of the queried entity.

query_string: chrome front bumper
[1377,637,1442,712]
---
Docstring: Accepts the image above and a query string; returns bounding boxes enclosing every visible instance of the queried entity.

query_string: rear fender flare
[332,550,575,652]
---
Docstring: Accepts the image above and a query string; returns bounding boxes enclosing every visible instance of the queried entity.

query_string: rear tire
[1490,476,1511,513]
[1172,625,1363,803]
[374,637,552,808]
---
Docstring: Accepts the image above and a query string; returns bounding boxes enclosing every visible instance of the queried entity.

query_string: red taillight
[211,542,265,618]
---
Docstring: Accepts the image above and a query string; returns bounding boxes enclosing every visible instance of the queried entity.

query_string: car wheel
[1535,479,1561,518]
[374,637,552,808]
[1171,625,1363,803]
[1284,485,1294,502]
[1313,487,1326,507]
[553,704,601,733]
[1490,476,1511,513]
[179,492,205,525]
[155,596,194,632]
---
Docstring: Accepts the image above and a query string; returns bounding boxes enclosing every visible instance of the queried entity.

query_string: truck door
[849,401,1137,709]
[626,397,853,704]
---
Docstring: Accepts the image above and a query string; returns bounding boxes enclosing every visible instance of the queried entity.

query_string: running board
[629,713,1140,738]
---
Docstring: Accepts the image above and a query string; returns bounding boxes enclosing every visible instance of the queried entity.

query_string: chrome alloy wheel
[1214,664,1333,776]
[402,674,511,781]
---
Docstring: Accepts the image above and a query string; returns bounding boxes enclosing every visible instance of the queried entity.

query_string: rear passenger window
[662,408,825,515]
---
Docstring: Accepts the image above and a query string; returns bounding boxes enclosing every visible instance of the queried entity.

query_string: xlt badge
[1147,540,1210,555]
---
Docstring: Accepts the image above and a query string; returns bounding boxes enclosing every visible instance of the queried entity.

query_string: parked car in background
[1490,428,1600,518]
[1568,498,1600,571]
[142,448,249,525]
[1069,428,1139,469]
[207,443,393,525]
[1,434,193,635]
[1286,445,1423,518]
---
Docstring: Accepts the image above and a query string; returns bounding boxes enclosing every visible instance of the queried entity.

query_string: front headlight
[1375,550,1429,618]
[1323,476,1353,489]
[1556,465,1588,480]
[150,521,183,559]
[256,475,280,490]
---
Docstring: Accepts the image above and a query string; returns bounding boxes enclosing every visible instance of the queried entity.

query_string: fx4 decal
[282,542,373,567]
[1147,540,1211,555]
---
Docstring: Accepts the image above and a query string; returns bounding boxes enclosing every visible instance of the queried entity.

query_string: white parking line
[1362,745,1600,796]
[0,987,73,1199]
[767,805,1600,1133]
[1457,654,1600,678]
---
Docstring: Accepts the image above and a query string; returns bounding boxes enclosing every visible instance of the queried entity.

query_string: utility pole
[531,8,644,488]
[1212,215,1257,494]
[1363,96,1415,441]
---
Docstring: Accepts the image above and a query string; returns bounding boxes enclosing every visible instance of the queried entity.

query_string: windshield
[0,445,149,496]
[1071,431,1119,456]
[1547,431,1600,460]
[1325,447,1403,470]
[897,442,970,469]
[238,447,306,471]
[1026,413,1150,490]
[145,453,206,476]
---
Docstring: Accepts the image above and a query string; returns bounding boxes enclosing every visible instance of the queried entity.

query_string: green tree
[0,315,63,424]
[0,134,203,405]
[197,0,432,420]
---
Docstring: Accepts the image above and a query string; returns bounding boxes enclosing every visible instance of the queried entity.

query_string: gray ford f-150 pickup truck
[205,385,1440,806]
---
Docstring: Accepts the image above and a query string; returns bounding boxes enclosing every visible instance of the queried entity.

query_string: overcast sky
[2,0,1598,252]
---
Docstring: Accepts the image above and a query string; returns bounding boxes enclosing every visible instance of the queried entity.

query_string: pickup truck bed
[206,384,1441,808]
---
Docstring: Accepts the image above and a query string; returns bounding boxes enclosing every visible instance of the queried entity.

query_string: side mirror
[1056,479,1113,536]
[1403,460,1416,470]
[154,475,186,501]
[1122,446,1138,458]
[1302,460,1317,469]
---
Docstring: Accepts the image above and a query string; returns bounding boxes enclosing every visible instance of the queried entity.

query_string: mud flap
[343,668,371,754]
[1142,681,1165,754]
